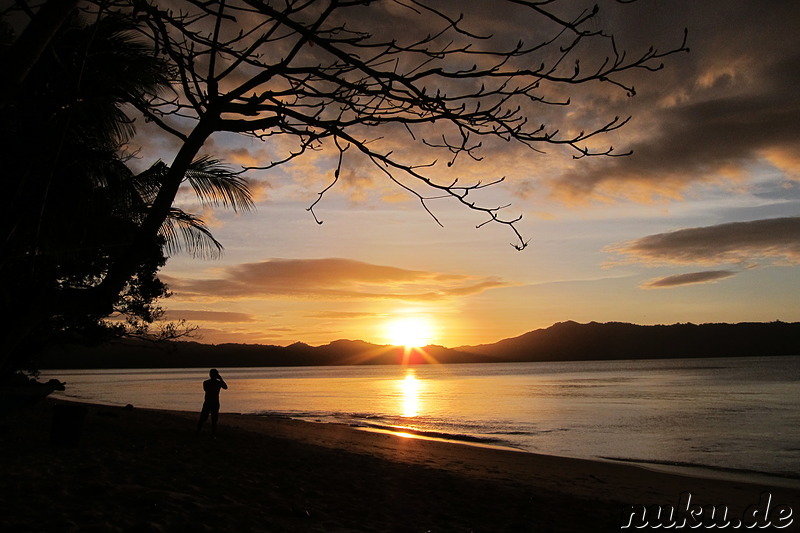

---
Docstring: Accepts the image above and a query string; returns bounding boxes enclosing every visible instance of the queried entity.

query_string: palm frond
[54,14,173,149]
[184,155,255,213]
[137,157,255,258]
[87,15,174,100]
[133,160,169,204]
[159,208,224,259]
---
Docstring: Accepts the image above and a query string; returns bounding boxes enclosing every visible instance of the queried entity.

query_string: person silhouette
[197,369,227,435]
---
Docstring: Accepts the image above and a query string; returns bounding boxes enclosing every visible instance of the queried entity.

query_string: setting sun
[386,317,434,348]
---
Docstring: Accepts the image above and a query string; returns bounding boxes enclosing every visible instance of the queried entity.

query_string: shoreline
[295,417,800,490]
[3,398,797,532]
[50,394,800,489]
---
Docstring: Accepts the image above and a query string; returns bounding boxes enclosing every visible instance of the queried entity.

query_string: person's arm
[218,376,228,389]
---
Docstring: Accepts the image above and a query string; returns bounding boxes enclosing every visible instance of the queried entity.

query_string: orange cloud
[226,147,263,167]
[166,258,511,301]
[305,311,384,320]
[164,310,256,323]
[192,327,295,345]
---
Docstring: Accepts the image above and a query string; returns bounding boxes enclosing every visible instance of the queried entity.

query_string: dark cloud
[553,71,800,199]
[168,258,509,301]
[609,217,800,266]
[642,270,737,289]
[544,1,800,202]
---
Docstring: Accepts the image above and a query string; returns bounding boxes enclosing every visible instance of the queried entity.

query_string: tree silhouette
[86,0,685,300]
[0,11,252,376]
[1,0,687,374]
[121,0,686,239]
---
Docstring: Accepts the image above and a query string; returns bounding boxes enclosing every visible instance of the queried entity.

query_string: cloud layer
[642,270,737,289]
[543,1,800,204]
[167,258,509,301]
[610,217,800,266]
[164,310,256,323]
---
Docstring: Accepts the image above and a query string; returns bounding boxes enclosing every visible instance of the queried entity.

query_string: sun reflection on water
[400,368,421,417]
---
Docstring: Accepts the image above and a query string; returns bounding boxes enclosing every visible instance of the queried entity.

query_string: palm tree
[137,156,254,259]
[0,10,253,377]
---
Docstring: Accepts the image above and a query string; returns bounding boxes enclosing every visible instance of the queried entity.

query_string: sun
[386,317,434,348]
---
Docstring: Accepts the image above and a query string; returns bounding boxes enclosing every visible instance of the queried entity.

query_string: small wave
[599,456,800,482]
[358,421,507,445]
[486,430,534,436]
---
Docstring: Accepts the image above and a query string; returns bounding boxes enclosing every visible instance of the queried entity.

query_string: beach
[1,399,798,532]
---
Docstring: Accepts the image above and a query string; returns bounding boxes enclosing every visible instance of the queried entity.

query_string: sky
[130,0,800,348]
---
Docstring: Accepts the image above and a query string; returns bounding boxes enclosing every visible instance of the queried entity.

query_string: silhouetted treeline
[40,338,480,369]
[40,321,800,369]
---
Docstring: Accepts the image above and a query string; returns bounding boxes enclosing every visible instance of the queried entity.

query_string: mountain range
[41,320,800,369]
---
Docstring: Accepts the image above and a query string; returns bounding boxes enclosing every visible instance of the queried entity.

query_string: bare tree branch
[88,0,687,255]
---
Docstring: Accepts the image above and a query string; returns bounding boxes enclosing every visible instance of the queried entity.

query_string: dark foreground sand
[1,399,798,532]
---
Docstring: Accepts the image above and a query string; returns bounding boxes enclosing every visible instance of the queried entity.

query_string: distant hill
[40,320,800,369]
[457,320,800,362]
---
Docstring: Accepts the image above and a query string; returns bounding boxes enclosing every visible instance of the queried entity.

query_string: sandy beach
[1,399,798,532]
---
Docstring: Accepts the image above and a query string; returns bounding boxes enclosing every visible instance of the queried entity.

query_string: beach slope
[1,400,797,532]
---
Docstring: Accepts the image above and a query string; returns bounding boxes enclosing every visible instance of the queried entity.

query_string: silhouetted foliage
[0,9,250,376]
[0,12,173,374]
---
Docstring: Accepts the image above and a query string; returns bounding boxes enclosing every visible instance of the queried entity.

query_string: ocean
[44,356,800,484]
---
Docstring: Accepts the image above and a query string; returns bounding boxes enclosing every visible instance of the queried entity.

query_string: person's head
[209,369,220,378]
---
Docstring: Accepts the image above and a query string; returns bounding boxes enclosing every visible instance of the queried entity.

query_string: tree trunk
[86,121,216,314]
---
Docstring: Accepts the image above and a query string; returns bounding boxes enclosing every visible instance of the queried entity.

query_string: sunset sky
[131,0,800,348]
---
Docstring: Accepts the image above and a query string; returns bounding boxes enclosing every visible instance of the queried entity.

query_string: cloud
[642,270,737,289]
[609,217,800,266]
[167,258,510,301]
[551,74,800,202]
[192,327,292,345]
[164,310,256,323]
[305,311,384,320]
[543,2,800,204]
[226,147,263,167]
[123,1,800,214]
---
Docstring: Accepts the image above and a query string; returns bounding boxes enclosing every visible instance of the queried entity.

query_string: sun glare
[386,317,434,348]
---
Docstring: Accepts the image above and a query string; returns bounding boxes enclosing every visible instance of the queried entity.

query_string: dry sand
[1,399,797,532]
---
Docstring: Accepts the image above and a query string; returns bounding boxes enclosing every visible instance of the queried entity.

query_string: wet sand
[1,399,797,532]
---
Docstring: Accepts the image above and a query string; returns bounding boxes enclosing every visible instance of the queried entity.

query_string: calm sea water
[44,356,800,482]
